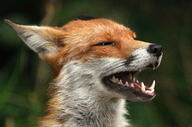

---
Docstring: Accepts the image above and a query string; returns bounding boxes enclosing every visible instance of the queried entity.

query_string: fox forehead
[60,18,136,43]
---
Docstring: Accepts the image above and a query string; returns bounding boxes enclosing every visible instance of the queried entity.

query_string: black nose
[147,44,162,57]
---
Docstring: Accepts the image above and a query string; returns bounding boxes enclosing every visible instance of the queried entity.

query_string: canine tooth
[125,82,129,86]
[141,82,145,91]
[130,83,134,88]
[149,80,156,90]
[136,80,139,83]
[119,80,123,85]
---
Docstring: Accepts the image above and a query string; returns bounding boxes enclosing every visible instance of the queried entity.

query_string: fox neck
[40,61,128,127]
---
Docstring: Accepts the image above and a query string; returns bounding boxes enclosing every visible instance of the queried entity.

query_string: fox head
[5,17,162,102]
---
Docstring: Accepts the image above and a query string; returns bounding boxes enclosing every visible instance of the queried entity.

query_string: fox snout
[147,44,162,57]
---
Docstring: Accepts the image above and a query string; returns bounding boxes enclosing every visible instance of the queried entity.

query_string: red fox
[5,16,163,127]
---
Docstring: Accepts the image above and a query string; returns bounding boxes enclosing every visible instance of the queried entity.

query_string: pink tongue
[133,82,150,90]
[133,82,141,88]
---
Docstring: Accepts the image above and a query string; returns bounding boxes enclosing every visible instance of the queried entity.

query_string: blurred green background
[0,0,192,127]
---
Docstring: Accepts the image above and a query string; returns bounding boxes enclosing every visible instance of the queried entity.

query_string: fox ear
[5,19,64,58]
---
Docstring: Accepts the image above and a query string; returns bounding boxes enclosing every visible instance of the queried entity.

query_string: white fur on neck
[53,61,129,127]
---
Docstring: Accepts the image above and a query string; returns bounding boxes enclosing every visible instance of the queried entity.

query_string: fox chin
[5,16,163,127]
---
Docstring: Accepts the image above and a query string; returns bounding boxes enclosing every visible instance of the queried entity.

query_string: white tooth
[141,82,145,91]
[114,77,119,83]
[133,77,136,82]
[131,83,134,88]
[125,82,129,86]
[149,80,156,90]
[115,78,119,83]
[136,80,139,83]
[153,64,156,70]
[111,76,119,83]
[146,89,154,94]
[130,74,133,80]
[150,89,154,93]
[119,80,123,85]
[145,90,151,94]
[111,76,116,82]
[116,78,120,83]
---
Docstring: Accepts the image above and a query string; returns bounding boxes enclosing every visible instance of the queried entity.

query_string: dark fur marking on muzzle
[124,55,136,66]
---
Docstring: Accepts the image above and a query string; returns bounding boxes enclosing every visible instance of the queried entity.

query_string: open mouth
[102,63,159,101]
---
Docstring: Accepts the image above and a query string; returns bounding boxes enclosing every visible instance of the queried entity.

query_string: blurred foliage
[0,0,192,127]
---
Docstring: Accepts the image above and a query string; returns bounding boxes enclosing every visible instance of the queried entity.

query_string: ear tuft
[4,19,15,26]
[5,19,64,58]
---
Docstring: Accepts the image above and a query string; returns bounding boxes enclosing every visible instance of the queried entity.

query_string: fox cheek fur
[5,17,162,127]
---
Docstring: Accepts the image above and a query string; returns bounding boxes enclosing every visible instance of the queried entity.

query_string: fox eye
[95,42,116,46]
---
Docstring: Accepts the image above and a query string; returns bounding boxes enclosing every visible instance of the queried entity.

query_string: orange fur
[43,19,150,74]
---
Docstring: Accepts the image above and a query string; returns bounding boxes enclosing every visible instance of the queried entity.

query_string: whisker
[104,60,126,73]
